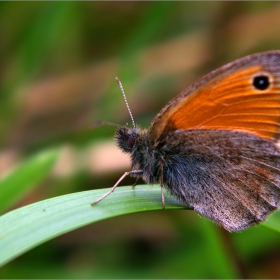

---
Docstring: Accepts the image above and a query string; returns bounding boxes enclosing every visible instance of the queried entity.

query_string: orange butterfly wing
[149,51,280,142]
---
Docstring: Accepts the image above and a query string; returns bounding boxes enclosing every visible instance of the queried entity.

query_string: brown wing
[149,51,280,143]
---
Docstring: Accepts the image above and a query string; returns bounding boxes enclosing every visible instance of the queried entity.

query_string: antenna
[88,120,120,130]
[115,77,136,128]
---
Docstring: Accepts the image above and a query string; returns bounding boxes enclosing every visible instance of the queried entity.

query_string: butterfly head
[115,125,142,154]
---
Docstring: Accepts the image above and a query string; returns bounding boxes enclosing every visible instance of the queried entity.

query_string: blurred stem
[199,218,241,278]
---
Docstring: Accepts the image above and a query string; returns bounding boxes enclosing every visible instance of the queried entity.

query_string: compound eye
[127,136,136,148]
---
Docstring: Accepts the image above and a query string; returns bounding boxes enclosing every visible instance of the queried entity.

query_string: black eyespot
[253,75,270,90]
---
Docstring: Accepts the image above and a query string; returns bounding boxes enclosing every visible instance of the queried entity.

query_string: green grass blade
[0,149,58,214]
[0,185,187,267]
[1,177,279,269]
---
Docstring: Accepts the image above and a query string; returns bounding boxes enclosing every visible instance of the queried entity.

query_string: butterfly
[91,50,280,232]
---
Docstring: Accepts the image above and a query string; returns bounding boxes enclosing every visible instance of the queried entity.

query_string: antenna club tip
[115,77,120,84]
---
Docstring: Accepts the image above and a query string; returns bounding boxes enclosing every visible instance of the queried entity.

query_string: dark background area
[1,2,280,278]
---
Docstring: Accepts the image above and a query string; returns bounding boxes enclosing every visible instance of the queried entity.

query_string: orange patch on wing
[169,66,280,140]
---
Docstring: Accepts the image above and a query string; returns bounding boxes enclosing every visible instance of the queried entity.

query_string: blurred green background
[1,1,280,278]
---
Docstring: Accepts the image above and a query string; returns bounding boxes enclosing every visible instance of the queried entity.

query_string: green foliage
[0,185,186,267]
[0,149,58,214]
[1,1,280,278]
[1,177,280,277]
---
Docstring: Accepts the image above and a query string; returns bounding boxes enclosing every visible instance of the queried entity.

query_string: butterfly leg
[132,177,140,189]
[91,169,143,206]
[161,185,165,209]
[160,164,165,209]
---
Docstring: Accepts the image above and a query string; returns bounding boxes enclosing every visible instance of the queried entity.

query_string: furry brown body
[113,51,280,232]
[115,126,280,232]
[92,51,280,232]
